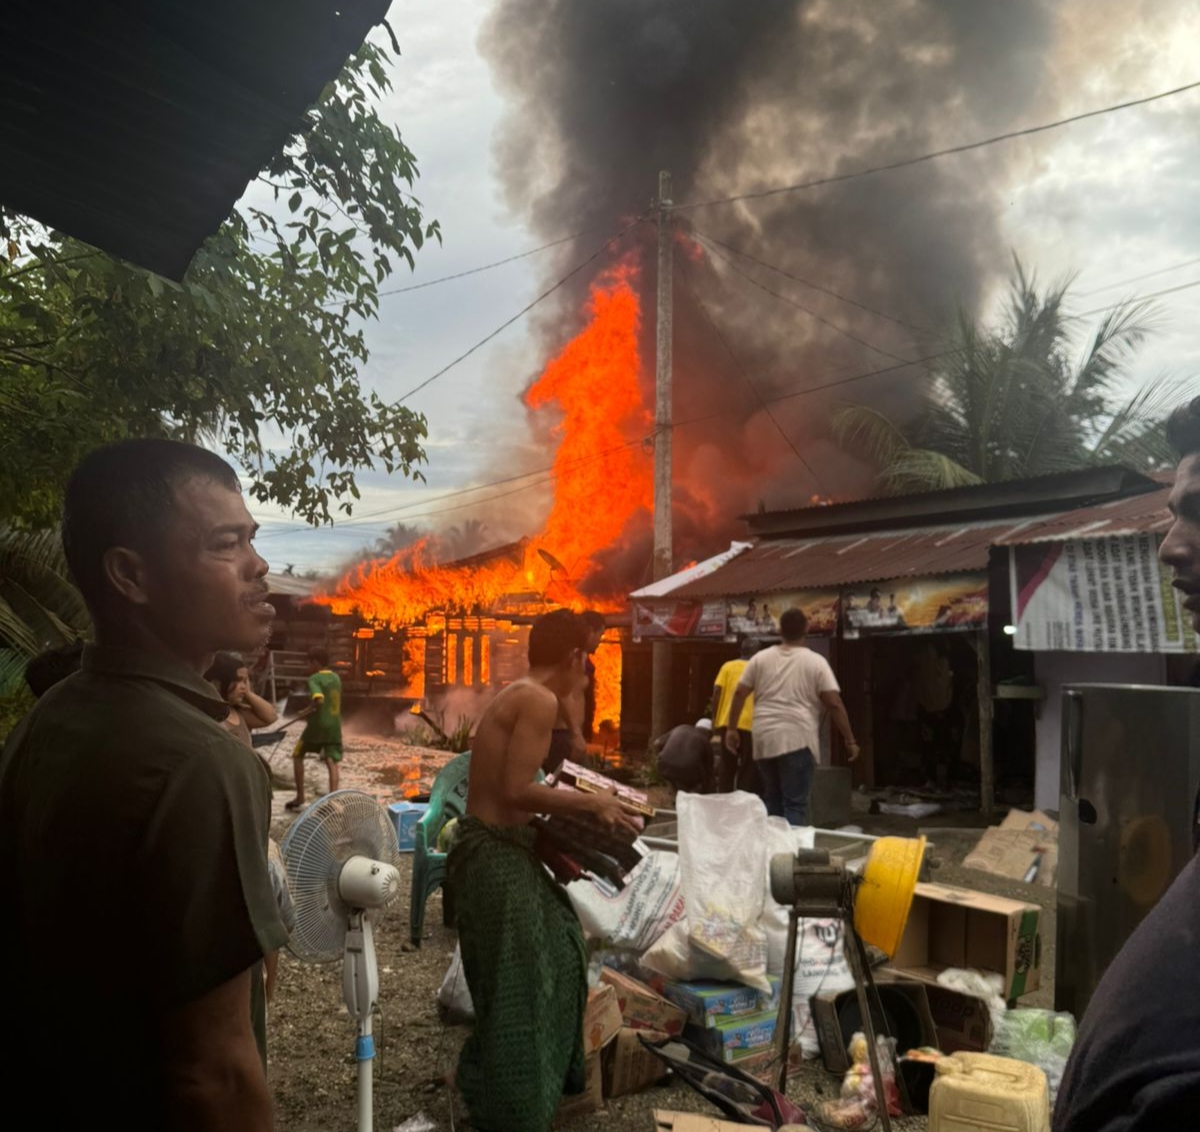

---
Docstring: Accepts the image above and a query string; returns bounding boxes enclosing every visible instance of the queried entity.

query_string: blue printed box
[387,801,429,852]
[661,977,781,1028]
[693,1009,778,1060]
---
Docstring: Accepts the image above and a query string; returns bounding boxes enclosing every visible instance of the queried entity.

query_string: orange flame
[313,263,651,728]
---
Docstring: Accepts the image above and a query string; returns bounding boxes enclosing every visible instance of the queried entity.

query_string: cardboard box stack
[656,976,783,1084]
[557,983,623,1123]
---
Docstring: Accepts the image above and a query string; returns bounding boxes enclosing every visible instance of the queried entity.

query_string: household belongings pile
[438,787,1069,1125]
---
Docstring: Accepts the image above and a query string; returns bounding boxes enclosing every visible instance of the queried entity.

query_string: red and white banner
[1009,535,1198,653]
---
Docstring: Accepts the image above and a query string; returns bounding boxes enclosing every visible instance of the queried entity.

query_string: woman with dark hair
[206,652,279,749]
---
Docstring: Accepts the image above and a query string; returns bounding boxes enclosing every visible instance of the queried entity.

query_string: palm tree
[833,261,1186,494]
[374,522,424,556]
[0,524,90,693]
[443,518,490,560]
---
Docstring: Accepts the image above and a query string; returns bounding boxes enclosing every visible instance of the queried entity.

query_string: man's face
[1160,453,1200,633]
[141,478,274,658]
[586,628,603,654]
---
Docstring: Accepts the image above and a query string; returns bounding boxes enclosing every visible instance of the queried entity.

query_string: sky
[252,0,1200,578]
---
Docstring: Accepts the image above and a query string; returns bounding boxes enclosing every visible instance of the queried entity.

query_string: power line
[373,228,601,298]
[696,234,916,365]
[675,78,1200,212]
[257,435,647,539]
[395,213,649,403]
[263,274,1200,539]
[1076,254,1200,298]
[687,227,926,333]
[677,259,824,490]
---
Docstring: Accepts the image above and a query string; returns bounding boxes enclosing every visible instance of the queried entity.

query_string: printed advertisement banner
[632,600,727,642]
[727,590,840,637]
[842,574,988,638]
[1010,536,1198,653]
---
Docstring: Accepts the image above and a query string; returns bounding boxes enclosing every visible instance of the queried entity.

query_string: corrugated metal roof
[631,542,753,599]
[669,472,1176,599]
[670,520,1024,598]
[3,0,390,278]
[995,477,1174,545]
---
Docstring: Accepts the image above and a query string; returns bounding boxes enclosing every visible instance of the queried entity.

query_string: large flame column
[651,170,674,741]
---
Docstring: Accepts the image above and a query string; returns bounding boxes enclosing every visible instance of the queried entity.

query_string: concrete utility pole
[650,170,674,742]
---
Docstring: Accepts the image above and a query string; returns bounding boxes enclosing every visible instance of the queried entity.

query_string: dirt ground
[266,738,1055,1131]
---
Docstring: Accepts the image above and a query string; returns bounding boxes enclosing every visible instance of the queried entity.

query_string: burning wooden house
[293,264,655,734]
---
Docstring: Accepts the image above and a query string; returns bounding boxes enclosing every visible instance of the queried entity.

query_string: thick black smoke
[480,0,1060,575]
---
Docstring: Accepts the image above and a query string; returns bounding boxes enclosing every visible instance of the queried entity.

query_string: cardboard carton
[964,809,1058,884]
[555,1051,602,1124]
[583,983,623,1056]
[601,1028,671,1097]
[599,969,687,1036]
[1001,808,1058,836]
[661,976,781,1028]
[654,1111,752,1132]
[889,881,1041,1000]
[691,1009,777,1060]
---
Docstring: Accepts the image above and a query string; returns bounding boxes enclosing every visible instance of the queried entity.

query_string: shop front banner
[727,590,840,637]
[632,599,727,642]
[1009,535,1198,653]
[842,573,988,638]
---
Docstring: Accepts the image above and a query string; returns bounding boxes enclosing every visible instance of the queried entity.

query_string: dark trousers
[717,728,757,793]
[757,748,816,826]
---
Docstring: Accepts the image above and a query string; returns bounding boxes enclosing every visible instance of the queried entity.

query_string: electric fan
[281,790,403,1132]
[769,835,927,1132]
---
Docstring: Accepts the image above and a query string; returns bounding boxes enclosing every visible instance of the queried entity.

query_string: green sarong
[448,816,587,1132]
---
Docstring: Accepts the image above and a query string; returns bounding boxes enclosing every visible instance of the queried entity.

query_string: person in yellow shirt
[712,638,759,794]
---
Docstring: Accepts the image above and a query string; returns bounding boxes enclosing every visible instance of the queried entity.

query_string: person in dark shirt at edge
[1053,395,1200,1132]
[0,439,288,1132]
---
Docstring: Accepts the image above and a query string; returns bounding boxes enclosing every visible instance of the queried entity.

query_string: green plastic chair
[409,750,471,947]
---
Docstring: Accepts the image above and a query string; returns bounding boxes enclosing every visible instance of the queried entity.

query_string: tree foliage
[834,261,1188,494]
[0,523,90,695]
[0,37,440,528]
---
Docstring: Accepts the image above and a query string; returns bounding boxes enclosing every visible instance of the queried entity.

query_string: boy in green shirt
[286,647,344,811]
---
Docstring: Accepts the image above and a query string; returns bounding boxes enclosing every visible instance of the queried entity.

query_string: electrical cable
[687,227,927,333]
[675,78,1200,212]
[374,227,605,298]
[695,235,918,365]
[259,273,1200,548]
[1075,254,1200,298]
[396,214,649,403]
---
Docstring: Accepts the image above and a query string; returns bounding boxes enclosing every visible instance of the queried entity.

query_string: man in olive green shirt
[0,439,287,1132]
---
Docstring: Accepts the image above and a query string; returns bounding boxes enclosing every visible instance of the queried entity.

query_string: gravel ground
[266,737,1054,1131]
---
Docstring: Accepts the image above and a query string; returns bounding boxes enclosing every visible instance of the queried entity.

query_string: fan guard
[281,790,402,963]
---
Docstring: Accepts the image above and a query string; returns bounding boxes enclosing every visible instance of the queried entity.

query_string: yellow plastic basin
[853,834,926,957]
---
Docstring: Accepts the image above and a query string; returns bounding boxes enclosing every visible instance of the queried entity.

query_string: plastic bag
[643,792,771,992]
[989,1007,1076,1107]
[567,846,684,951]
[760,817,816,975]
[936,967,1007,1033]
[437,944,474,1022]
[757,817,852,1058]
[788,917,855,1058]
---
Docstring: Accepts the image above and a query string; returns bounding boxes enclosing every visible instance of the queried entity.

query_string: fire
[314,263,651,730]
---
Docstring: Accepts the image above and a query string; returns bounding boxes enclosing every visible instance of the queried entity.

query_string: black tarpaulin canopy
[1,0,391,279]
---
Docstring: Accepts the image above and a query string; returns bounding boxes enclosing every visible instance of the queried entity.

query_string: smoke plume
[478,0,1072,581]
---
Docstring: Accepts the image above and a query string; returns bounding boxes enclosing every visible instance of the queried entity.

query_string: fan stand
[343,910,381,1132]
[771,851,912,1132]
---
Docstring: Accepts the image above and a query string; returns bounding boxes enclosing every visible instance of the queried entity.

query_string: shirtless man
[448,609,639,1132]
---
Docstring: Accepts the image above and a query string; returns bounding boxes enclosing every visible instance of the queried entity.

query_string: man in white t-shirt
[724,607,859,825]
